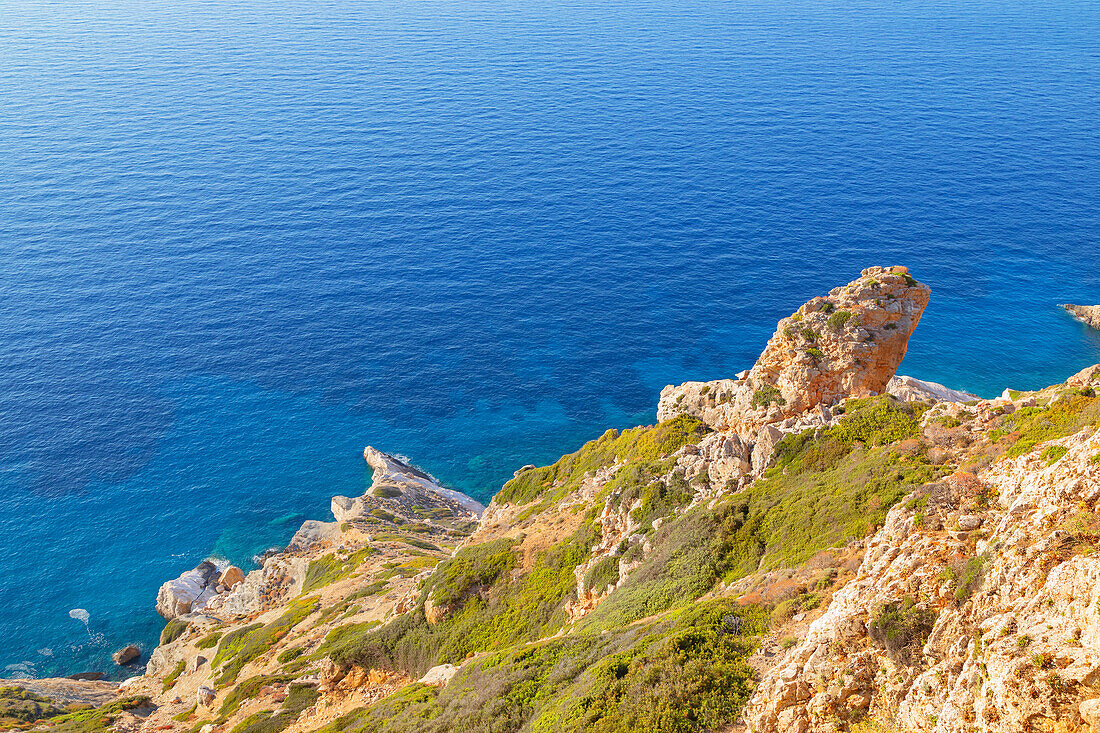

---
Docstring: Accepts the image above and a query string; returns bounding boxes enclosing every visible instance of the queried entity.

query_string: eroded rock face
[659,266,930,437]
[1063,304,1100,331]
[744,423,1100,733]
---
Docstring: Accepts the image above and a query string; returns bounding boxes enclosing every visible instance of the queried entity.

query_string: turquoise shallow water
[1,0,1099,678]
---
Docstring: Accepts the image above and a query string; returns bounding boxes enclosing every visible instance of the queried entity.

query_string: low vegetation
[161,617,189,645]
[868,597,937,665]
[322,524,593,676]
[317,599,765,733]
[996,392,1100,458]
[213,597,319,686]
[30,697,151,733]
[228,684,320,733]
[497,416,708,506]
[0,687,68,729]
[302,547,380,594]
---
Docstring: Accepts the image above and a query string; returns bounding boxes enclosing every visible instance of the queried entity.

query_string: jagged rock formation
[745,364,1100,733]
[1064,304,1100,331]
[659,266,929,435]
[331,447,484,524]
[657,266,930,488]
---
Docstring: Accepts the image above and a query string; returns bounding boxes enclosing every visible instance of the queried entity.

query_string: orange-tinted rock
[658,266,930,438]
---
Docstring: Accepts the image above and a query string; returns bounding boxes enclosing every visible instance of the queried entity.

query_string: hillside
[10,266,1100,733]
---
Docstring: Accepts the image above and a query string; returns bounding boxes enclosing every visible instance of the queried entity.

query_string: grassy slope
[308,397,959,732]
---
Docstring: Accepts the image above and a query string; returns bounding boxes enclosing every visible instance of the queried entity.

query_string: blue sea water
[1,0,1099,679]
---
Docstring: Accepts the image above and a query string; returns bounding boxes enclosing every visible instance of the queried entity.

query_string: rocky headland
[11,267,1100,733]
[1064,304,1100,331]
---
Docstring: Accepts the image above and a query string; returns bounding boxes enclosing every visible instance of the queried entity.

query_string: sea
[1,0,1098,678]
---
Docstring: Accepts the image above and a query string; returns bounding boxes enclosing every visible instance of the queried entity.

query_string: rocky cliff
[20,266,1100,733]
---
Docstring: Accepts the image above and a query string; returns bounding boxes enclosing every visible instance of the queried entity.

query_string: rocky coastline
[1064,303,1100,331]
[10,266,1100,733]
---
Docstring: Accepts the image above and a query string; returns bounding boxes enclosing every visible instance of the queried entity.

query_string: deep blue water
[1,0,1099,679]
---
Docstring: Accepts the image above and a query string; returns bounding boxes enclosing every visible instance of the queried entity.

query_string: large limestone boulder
[887,375,977,403]
[659,266,930,437]
[219,565,245,589]
[156,561,219,620]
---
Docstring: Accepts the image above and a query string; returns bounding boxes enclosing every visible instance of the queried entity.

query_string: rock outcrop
[330,447,484,523]
[659,266,929,437]
[118,267,1100,733]
[1063,303,1100,331]
[657,266,930,489]
[0,678,119,708]
[155,561,220,620]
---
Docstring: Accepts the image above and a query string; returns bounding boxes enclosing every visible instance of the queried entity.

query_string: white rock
[419,663,459,687]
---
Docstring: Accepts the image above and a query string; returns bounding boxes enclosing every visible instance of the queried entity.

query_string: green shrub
[1041,444,1069,465]
[323,525,594,676]
[941,555,987,604]
[162,660,186,691]
[228,684,320,733]
[827,310,853,331]
[831,396,924,446]
[497,416,708,506]
[277,647,305,664]
[868,598,936,665]
[317,600,765,733]
[0,687,67,727]
[999,393,1100,457]
[213,598,318,686]
[751,385,786,410]
[196,631,222,649]
[302,547,380,594]
[1031,652,1054,669]
[806,347,824,362]
[219,675,296,718]
[161,618,188,645]
[425,538,518,609]
[583,555,621,593]
[35,697,151,733]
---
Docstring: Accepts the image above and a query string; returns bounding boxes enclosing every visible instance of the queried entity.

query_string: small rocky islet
[9,266,1100,733]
